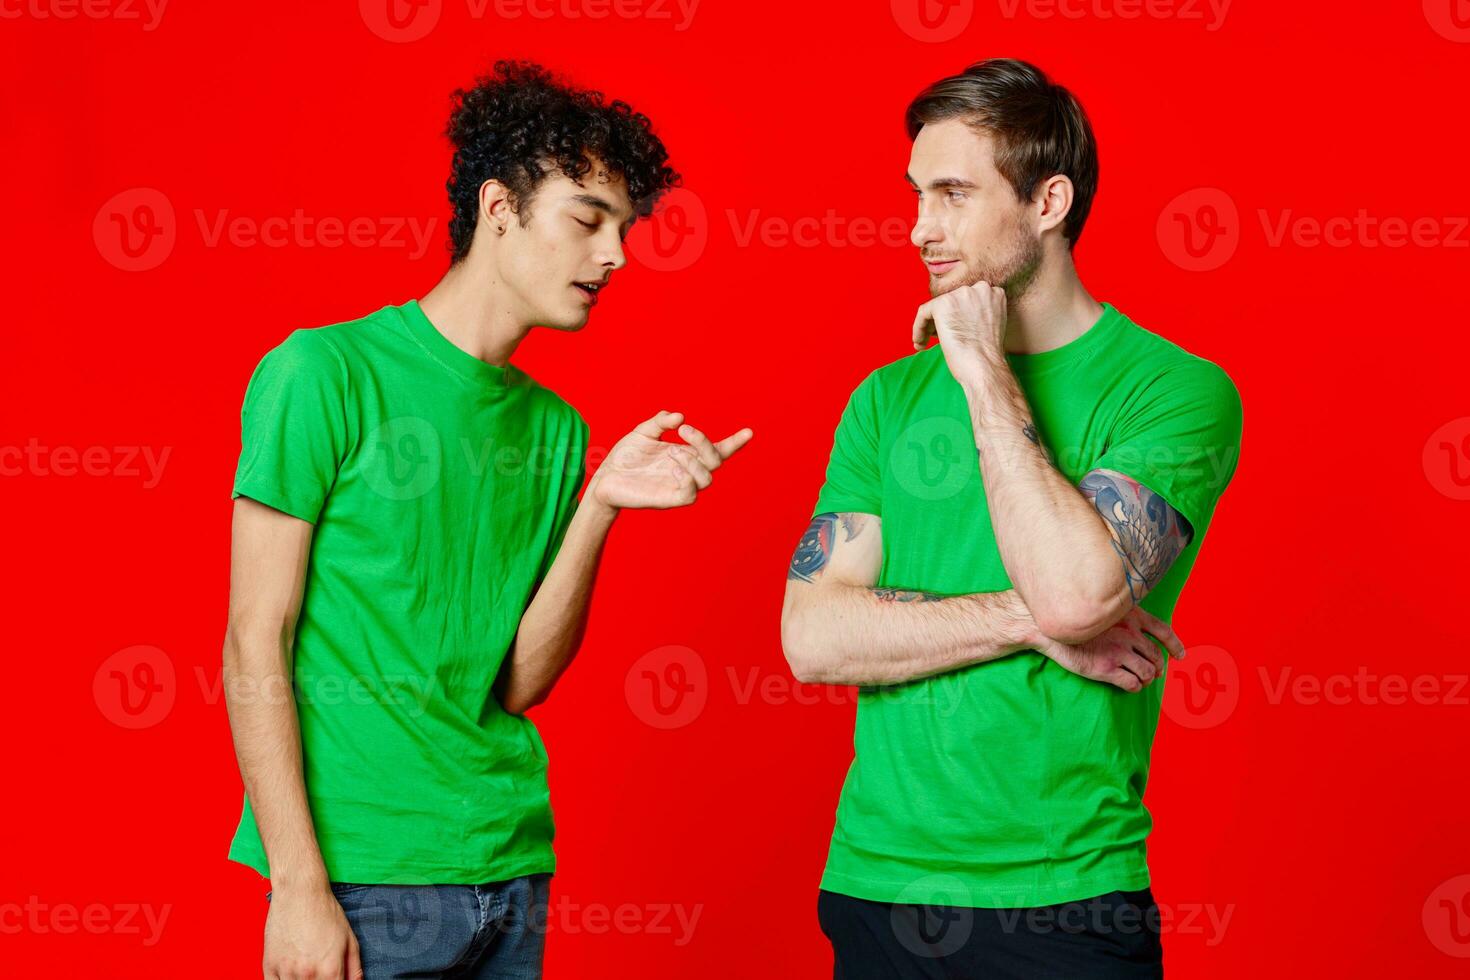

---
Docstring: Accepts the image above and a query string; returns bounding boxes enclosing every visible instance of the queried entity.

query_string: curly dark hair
[443,60,680,263]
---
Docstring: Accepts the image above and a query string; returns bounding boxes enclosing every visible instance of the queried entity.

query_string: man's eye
[575,218,597,231]
[947,191,966,202]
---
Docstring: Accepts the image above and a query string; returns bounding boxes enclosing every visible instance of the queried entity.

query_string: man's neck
[1000,257,1104,356]
[418,261,531,369]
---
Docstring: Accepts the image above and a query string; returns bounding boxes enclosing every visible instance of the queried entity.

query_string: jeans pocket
[329,882,376,905]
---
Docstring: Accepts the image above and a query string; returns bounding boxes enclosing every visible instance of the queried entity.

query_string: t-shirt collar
[1005,301,1124,378]
[397,298,517,388]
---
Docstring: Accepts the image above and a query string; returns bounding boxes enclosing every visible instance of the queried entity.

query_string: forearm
[222,624,328,892]
[782,584,1042,686]
[961,362,1117,634]
[498,491,619,714]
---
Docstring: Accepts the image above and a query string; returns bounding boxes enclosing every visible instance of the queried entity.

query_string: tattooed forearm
[788,512,871,582]
[1079,469,1194,603]
[1021,422,1055,464]
[871,588,943,603]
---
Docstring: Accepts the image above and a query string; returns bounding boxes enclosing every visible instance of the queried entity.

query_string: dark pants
[818,887,1164,979]
[267,873,550,980]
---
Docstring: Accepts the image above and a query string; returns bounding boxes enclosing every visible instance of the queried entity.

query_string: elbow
[780,612,824,685]
[500,672,554,716]
[222,612,294,668]
[500,690,543,717]
[1031,594,1115,647]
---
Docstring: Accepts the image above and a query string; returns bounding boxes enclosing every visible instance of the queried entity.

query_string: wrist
[583,474,620,518]
[268,865,331,895]
[956,364,1002,402]
[1005,594,1050,652]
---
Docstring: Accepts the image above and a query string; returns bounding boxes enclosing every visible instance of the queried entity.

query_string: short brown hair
[905,58,1098,248]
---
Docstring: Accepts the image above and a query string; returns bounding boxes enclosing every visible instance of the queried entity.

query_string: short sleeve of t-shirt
[232,329,349,524]
[811,369,884,518]
[533,411,589,588]
[1090,358,1243,535]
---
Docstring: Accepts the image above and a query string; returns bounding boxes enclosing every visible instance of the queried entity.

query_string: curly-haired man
[222,61,751,980]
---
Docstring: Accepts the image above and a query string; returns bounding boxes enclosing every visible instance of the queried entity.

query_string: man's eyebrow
[904,174,979,191]
[569,193,630,220]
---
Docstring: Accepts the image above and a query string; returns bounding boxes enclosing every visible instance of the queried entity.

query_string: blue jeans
[267,873,550,979]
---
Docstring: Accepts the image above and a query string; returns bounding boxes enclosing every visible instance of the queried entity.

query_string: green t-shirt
[811,301,1243,908]
[227,299,587,884]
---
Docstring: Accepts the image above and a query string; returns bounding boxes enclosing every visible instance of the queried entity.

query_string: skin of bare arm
[222,497,362,980]
[495,411,753,714]
[780,511,1184,690]
[915,283,1196,644]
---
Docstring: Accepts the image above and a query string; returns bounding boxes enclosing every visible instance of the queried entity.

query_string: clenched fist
[911,281,1008,388]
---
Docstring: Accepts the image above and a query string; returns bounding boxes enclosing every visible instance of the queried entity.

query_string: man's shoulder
[255,304,402,374]
[508,369,588,436]
[1113,310,1240,399]
[856,344,946,397]
[1117,310,1234,376]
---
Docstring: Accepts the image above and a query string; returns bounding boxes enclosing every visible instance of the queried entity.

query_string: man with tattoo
[223,62,750,980]
[781,59,1242,978]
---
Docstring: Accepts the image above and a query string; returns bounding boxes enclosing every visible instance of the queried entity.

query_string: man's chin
[539,312,591,332]
[929,273,972,298]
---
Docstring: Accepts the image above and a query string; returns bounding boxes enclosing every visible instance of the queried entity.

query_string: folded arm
[964,360,1193,644]
[780,510,1183,691]
[780,511,1043,686]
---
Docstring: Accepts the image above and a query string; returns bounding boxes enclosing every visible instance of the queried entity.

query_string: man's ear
[1034,173,1074,238]
[478,179,515,232]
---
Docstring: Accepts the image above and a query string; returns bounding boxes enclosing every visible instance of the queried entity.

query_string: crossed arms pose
[781,283,1190,691]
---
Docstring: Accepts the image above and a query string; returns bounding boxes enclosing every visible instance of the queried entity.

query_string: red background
[4,1,1469,976]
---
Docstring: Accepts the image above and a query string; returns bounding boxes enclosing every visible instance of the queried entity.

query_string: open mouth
[572,281,605,306]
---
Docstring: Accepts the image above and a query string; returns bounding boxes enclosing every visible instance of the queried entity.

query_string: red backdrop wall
[4,1,1469,976]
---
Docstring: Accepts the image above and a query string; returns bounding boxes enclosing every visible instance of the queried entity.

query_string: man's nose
[598,237,627,272]
[911,212,943,250]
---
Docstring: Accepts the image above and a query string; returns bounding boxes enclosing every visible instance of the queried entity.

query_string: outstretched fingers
[634,409,686,440]
[712,426,754,459]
